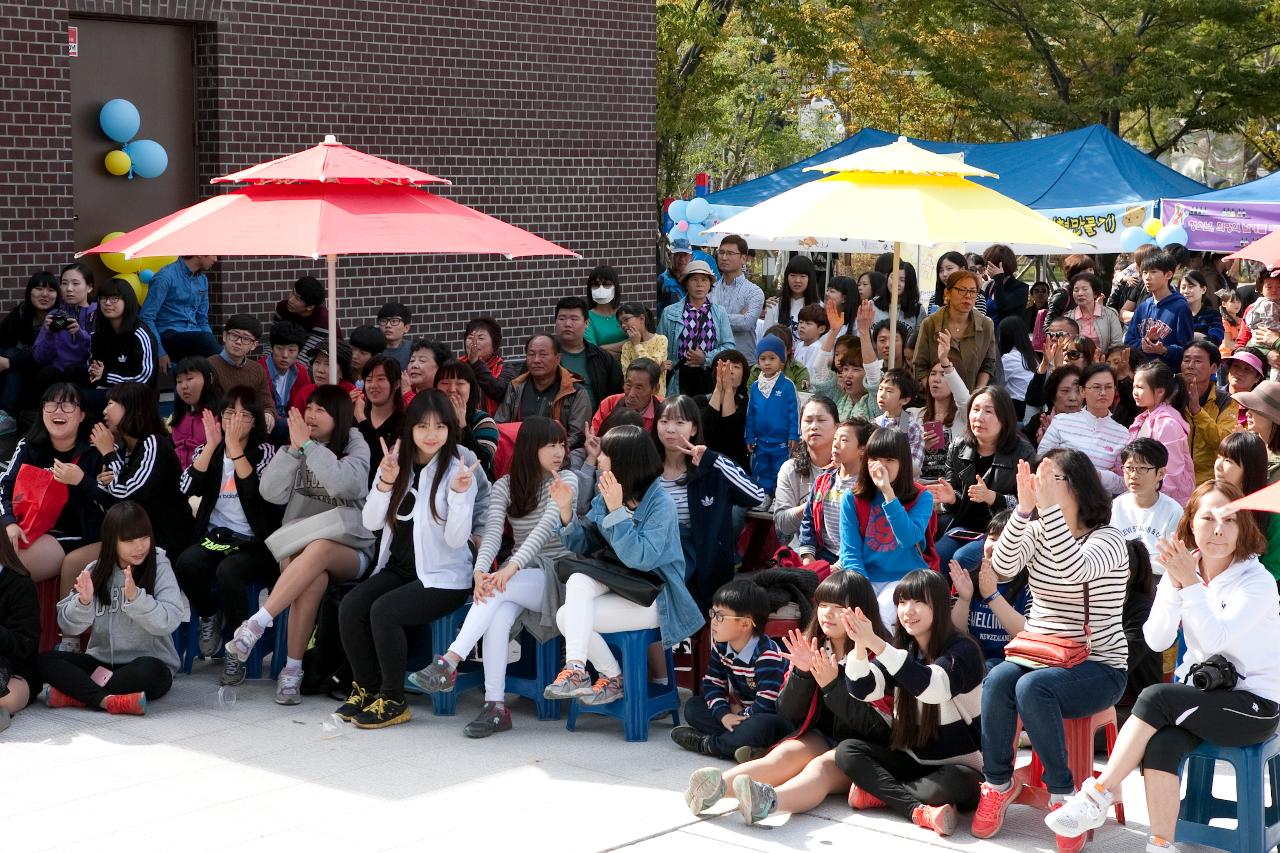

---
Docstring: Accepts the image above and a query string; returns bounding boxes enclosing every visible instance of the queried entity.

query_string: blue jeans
[160,331,220,365]
[981,659,1127,794]
[936,533,985,570]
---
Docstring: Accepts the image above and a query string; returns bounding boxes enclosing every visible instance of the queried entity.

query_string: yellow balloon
[104,150,132,177]
[113,273,146,305]
[141,255,177,272]
[1144,218,1162,237]
[99,231,144,274]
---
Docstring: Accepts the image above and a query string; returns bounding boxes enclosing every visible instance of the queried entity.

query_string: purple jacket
[33,303,96,372]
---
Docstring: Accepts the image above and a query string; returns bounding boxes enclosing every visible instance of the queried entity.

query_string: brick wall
[2,0,656,356]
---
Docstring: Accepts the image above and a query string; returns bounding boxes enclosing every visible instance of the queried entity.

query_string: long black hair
[998,316,1037,372]
[873,253,921,319]
[105,383,168,442]
[17,270,57,331]
[91,501,156,608]
[507,416,567,519]
[890,570,972,750]
[599,424,662,506]
[94,277,143,334]
[854,428,919,503]
[304,384,355,454]
[778,255,820,325]
[652,395,705,475]
[434,358,481,422]
[219,385,269,451]
[963,386,1023,454]
[170,356,221,429]
[804,571,890,659]
[933,250,968,306]
[386,390,459,528]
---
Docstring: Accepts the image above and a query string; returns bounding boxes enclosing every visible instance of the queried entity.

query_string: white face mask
[591,285,615,305]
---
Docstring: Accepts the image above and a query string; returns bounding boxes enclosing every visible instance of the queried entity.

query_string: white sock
[285,657,303,671]
[249,608,273,631]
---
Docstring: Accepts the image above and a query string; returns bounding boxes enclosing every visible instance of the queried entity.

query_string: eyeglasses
[949,287,979,297]
[221,409,254,421]
[717,249,742,257]
[1122,465,1156,475]
[1084,384,1115,393]
[42,401,78,413]
[378,318,405,327]
[707,609,752,624]
[1063,351,1082,360]
[225,332,257,345]
[99,295,124,305]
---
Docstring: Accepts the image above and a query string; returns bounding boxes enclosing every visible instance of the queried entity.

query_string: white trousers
[554,573,658,678]
[448,568,545,702]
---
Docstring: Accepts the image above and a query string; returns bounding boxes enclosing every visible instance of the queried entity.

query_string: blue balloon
[99,99,140,144]
[667,199,688,223]
[686,197,710,224]
[1119,226,1150,253]
[1157,223,1189,249]
[139,269,154,284]
[125,139,168,179]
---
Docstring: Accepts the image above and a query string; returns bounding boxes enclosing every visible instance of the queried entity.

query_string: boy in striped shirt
[671,579,792,761]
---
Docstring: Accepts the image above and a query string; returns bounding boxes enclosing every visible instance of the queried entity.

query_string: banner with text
[1037,201,1154,253]
[1160,198,1280,253]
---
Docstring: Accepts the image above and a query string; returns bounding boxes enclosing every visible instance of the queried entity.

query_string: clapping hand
[598,470,624,512]
[825,298,845,335]
[202,409,223,449]
[1156,535,1201,589]
[977,559,999,599]
[450,460,480,493]
[74,569,93,605]
[937,329,952,367]
[949,560,974,601]
[810,647,840,687]
[548,475,573,518]
[122,565,139,602]
[779,628,818,672]
[287,408,311,450]
[1014,459,1038,515]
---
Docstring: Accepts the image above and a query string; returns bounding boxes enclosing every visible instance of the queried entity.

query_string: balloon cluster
[98,230,176,303]
[1119,216,1188,253]
[99,99,168,180]
[665,198,734,245]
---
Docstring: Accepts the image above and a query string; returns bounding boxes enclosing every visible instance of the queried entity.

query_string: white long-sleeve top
[363,451,479,590]
[1143,555,1280,704]
[1037,409,1130,495]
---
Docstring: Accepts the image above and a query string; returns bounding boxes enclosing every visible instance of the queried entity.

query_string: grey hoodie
[260,430,372,523]
[56,549,189,673]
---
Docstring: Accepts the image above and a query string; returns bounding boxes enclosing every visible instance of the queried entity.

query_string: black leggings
[1133,682,1280,774]
[834,738,983,820]
[338,571,469,700]
[38,651,172,708]
[172,541,279,628]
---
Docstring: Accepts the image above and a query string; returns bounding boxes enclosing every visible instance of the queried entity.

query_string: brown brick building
[0,1,656,354]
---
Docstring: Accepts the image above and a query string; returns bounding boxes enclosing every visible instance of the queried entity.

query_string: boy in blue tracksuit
[670,579,792,759]
[745,335,799,496]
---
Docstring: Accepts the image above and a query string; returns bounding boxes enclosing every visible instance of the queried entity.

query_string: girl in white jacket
[1047,480,1280,853]
[335,391,481,730]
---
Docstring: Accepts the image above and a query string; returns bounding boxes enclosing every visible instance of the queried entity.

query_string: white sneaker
[1044,777,1111,838]
[275,666,303,705]
[1146,839,1180,853]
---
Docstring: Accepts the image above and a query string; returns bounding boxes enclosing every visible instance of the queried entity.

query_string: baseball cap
[670,238,693,256]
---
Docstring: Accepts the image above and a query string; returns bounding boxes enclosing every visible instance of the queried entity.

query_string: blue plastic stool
[505,632,563,721]
[175,587,289,679]
[402,603,483,716]
[565,629,679,742]
[1176,733,1280,853]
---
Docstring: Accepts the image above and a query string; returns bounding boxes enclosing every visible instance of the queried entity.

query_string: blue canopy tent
[1162,171,1280,252]
[695,124,1207,252]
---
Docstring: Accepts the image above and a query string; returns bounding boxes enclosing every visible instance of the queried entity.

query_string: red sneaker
[911,803,957,836]
[848,784,886,810]
[971,781,1022,839]
[104,692,147,716]
[1050,803,1087,853]
[45,687,86,709]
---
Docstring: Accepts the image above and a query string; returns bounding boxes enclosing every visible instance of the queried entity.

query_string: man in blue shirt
[1124,250,1192,372]
[709,235,765,362]
[140,255,220,372]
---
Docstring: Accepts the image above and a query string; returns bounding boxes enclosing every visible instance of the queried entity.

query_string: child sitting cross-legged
[670,579,791,761]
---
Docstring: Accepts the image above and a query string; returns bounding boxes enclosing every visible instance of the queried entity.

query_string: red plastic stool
[763,617,801,641]
[35,578,61,653]
[1014,706,1125,838]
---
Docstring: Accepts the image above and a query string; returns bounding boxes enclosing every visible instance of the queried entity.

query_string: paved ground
[2,669,1227,853]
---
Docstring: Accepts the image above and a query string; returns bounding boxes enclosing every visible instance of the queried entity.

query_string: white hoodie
[1143,554,1280,704]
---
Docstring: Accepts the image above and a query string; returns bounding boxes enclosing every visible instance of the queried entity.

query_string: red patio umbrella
[80,137,576,362]
[1226,229,1280,270]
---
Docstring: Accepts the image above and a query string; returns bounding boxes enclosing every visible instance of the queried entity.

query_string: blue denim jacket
[560,480,704,649]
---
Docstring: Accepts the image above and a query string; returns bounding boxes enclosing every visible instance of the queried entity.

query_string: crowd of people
[0,241,1277,853]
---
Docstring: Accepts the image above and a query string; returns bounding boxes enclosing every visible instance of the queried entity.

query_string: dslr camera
[1187,654,1238,692]
[46,309,71,332]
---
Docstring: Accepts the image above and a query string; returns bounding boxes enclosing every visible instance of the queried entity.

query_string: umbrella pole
[888,241,901,370]
[327,254,338,375]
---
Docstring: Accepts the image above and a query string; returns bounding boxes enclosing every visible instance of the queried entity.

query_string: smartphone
[923,420,944,448]
[90,666,112,688]
[946,529,985,543]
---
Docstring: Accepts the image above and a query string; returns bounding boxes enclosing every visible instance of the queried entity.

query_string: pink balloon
[676,220,689,232]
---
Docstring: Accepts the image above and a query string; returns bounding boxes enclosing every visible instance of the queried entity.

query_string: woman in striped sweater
[408,416,575,737]
[1037,363,1128,494]
[972,448,1130,853]
[831,569,985,837]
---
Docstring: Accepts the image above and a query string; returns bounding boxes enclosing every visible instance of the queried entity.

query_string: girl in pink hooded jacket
[1121,360,1194,504]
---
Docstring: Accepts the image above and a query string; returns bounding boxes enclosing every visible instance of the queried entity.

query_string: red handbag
[1003,585,1091,668]
[12,462,72,546]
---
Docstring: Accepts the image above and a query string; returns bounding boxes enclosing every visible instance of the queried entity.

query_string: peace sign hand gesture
[450,460,480,494]
[377,438,400,488]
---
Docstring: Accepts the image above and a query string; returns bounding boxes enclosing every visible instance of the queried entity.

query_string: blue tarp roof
[705,124,1208,211]
[1175,170,1280,204]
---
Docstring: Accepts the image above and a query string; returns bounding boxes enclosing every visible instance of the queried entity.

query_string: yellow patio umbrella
[706,136,1091,367]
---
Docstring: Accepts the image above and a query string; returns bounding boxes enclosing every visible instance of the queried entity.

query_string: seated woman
[169,357,221,470]
[86,277,158,404]
[226,386,374,704]
[0,534,40,732]
[972,449,1130,853]
[1024,364,1082,447]
[461,316,511,417]
[684,573,893,822]
[1038,363,1127,494]
[913,336,972,482]
[39,502,188,716]
[840,428,935,628]
[653,395,765,612]
[948,511,1029,671]
[173,386,281,679]
[773,396,838,547]
[435,359,498,480]
[407,416,575,737]
[353,355,405,486]
[1047,481,1280,853]
[334,391,482,730]
[32,263,95,392]
[695,349,751,473]
[0,383,104,600]
[544,424,702,705]
[831,569,984,837]
[0,270,59,436]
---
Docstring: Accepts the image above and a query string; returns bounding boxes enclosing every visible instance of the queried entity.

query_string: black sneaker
[671,725,714,756]
[353,694,411,729]
[219,656,246,687]
[462,702,512,738]
[334,683,372,721]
